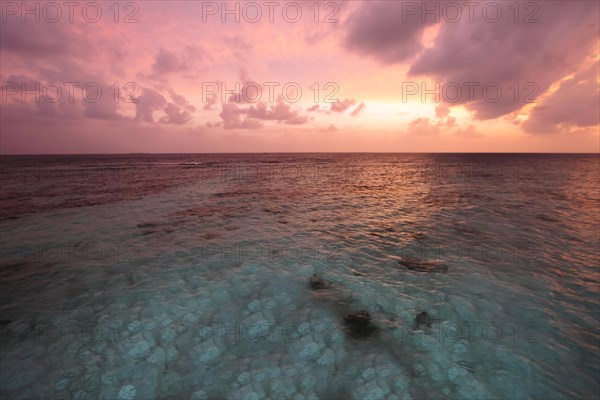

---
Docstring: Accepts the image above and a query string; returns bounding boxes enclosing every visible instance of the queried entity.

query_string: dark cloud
[344,1,599,124]
[523,63,600,134]
[1,74,126,121]
[408,1,599,120]
[134,87,167,123]
[0,101,82,124]
[0,19,87,58]
[1,75,42,93]
[345,1,436,63]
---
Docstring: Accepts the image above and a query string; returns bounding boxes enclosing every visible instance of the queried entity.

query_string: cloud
[331,98,356,113]
[344,2,599,122]
[134,87,167,123]
[407,112,457,136]
[160,103,193,124]
[408,117,440,136]
[0,17,88,59]
[226,68,263,104]
[131,86,196,125]
[435,104,450,119]
[523,62,600,134]
[150,46,204,80]
[217,93,310,128]
[350,102,366,116]
[246,97,309,125]
[219,103,262,129]
[204,94,219,110]
[166,87,196,112]
[308,99,364,116]
[345,1,435,63]
[0,74,126,121]
[1,1,596,153]
[407,1,599,120]
[284,114,310,125]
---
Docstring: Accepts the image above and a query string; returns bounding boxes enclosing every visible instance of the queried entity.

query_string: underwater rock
[397,257,448,273]
[415,311,432,329]
[343,311,378,338]
[309,274,331,290]
[344,310,371,325]
[137,222,158,228]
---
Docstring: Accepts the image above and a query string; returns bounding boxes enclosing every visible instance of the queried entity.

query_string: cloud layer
[0,0,598,152]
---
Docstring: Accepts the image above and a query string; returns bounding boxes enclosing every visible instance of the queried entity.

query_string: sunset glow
[1,1,598,153]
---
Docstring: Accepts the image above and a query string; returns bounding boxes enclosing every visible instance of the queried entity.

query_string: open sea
[0,153,598,399]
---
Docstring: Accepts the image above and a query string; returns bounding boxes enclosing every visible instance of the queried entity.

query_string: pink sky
[1,0,598,153]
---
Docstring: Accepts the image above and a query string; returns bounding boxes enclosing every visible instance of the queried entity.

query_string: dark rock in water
[137,222,159,229]
[343,311,378,337]
[397,257,448,273]
[309,274,330,289]
[344,310,371,325]
[416,311,432,329]
[0,320,12,326]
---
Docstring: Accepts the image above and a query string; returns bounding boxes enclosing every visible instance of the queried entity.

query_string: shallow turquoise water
[1,154,598,399]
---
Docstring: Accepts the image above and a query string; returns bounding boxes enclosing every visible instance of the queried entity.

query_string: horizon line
[1,152,598,156]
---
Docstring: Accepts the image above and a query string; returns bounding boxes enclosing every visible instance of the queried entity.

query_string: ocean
[0,153,598,399]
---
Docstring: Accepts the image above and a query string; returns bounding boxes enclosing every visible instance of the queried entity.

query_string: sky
[0,0,599,153]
